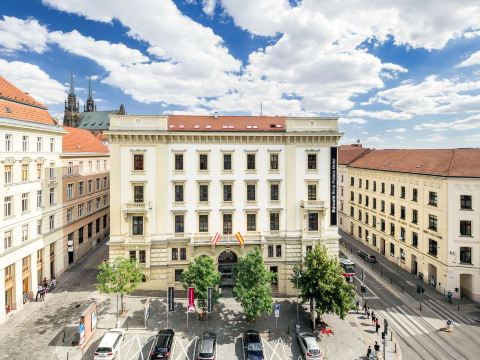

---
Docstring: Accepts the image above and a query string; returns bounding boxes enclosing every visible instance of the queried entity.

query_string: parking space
[116,333,156,360]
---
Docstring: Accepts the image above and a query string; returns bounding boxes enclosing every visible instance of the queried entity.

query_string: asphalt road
[341,231,480,360]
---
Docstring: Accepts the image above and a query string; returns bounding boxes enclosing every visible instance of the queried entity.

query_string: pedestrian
[42,277,48,288]
[363,301,368,314]
[356,300,360,314]
[374,341,380,353]
[36,284,43,301]
[367,345,372,358]
[375,318,380,333]
[371,311,376,325]
[367,308,371,320]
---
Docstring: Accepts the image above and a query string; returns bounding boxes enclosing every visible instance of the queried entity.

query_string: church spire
[85,75,95,112]
[69,72,75,95]
[64,73,80,126]
[88,76,92,99]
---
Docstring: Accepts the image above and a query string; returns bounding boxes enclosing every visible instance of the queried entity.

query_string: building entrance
[218,250,238,287]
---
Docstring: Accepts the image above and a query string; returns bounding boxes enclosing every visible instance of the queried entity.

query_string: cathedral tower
[84,76,96,112]
[63,73,80,127]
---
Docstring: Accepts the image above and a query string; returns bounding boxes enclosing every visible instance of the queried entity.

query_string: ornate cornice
[21,157,33,164]
[1,157,16,164]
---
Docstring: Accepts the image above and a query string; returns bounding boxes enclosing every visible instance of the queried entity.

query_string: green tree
[181,255,221,315]
[233,248,273,321]
[96,258,143,315]
[292,245,355,320]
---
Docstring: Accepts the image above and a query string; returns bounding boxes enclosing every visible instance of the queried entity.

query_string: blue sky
[1,0,480,148]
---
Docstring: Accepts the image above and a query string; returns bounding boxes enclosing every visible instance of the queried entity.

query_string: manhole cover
[349,322,358,327]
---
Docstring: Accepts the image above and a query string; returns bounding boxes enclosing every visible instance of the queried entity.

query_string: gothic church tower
[63,73,80,127]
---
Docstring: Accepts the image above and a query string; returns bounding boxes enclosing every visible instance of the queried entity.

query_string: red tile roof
[62,126,109,154]
[167,115,286,132]
[0,76,47,108]
[338,144,371,165]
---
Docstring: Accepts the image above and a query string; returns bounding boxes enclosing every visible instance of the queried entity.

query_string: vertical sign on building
[168,286,175,312]
[207,287,214,312]
[330,146,338,226]
[187,287,195,312]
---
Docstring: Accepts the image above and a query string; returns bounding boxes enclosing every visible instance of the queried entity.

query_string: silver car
[297,333,322,360]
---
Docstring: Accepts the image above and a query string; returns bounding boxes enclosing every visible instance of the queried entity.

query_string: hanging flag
[235,231,245,245]
[211,232,220,246]
[187,287,195,312]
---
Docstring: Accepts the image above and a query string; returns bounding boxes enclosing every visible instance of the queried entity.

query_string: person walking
[374,341,380,354]
[356,300,360,314]
[371,311,376,325]
[375,318,380,333]
[367,307,371,320]
[363,301,368,315]
[367,345,372,358]
[36,284,43,301]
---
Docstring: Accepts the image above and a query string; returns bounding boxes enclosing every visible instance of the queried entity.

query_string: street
[341,231,480,360]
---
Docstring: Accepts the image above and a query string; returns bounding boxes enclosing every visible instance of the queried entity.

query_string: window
[88,161,92,173]
[21,224,28,242]
[365,196,369,207]
[271,184,279,201]
[22,135,29,152]
[373,181,377,192]
[400,186,406,199]
[67,161,73,176]
[223,214,232,234]
[36,163,42,180]
[37,220,42,236]
[133,154,144,171]
[78,181,84,196]
[199,154,208,170]
[223,153,232,170]
[412,209,418,224]
[428,239,438,256]
[22,164,29,182]
[49,215,55,230]
[139,250,146,264]
[270,153,279,170]
[390,223,395,236]
[358,194,362,204]
[96,197,100,209]
[88,179,93,193]
[460,247,472,264]
[175,215,184,233]
[350,177,354,186]
[4,165,12,184]
[358,226,362,238]
[372,216,377,228]
[79,161,83,174]
[4,196,13,217]
[130,251,136,261]
[307,184,316,201]
[22,192,29,213]
[400,227,405,241]
[199,184,209,202]
[175,269,183,282]
[247,153,256,170]
[390,243,395,256]
[4,230,12,249]
[87,200,92,213]
[373,198,377,209]
[5,134,12,152]
[307,154,317,170]
[366,180,369,190]
[390,184,395,196]
[306,245,313,253]
[276,245,282,257]
[381,200,385,213]
[132,216,144,235]
[36,137,42,152]
[428,215,438,231]
[103,195,107,206]
[223,184,232,202]
[381,219,385,232]
[96,178,101,190]
[134,185,144,202]
[270,212,280,231]
[460,221,472,236]
[412,232,418,247]
[247,184,256,201]
[103,215,107,229]
[308,213,319,231]
[247,213,256,231]
[381,182,385,194]
[199,214,208,232]
[173,184,183,202]
[350,191,354,201]
[67,183,74,199]
[350,206,354,217]
[96,218,100,233]
[358,210,362,221]
[429,191,438,206]
[96,160,100,172]
[400,205,406,219]
[78,203,83,217]
[175,154,183,171]
[49,138,55,152]
[460,195,472,210]
[67,207,73,223]
[372,234,377,247]
[365,213,369,225]
[88,223,92,238]
[103,176,107,188]
[268,245,274,257]
[180,247,186,260]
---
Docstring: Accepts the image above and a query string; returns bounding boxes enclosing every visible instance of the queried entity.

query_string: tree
[292,245,355,320]
[181,255,221,316]
[97,258,143,316]
[233,248,273,321]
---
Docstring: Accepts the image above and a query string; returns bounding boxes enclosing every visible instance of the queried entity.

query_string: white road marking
[396,305,430,334]
[424,299,473,324]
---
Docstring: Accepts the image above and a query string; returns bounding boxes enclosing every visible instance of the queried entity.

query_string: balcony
[300,199,326,210]
[122,201,151,213]
[191,232,263,246]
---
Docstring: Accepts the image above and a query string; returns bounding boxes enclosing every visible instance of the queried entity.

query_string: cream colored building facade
[338,146,480,301]
[107,115,341,295]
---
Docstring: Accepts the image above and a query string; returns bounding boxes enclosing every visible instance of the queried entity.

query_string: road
[341,231,480,360]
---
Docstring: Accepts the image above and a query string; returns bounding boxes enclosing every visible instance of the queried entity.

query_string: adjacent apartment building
[338,144,480,301]
[61,127,110,267]
[107,115,341,295]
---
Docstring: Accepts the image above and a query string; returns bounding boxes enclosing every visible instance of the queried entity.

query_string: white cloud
[457,51,480,68]
[0,58,66,104]
[349,109,412,120]
[386,127,406,133]
[365,136,385,143]
[0,16,49,53]
[339,117,368,124]
[394,135,405,139]
[414,114,480,131]
[416,134,445,142]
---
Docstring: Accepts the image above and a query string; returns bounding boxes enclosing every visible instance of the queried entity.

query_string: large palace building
[107,115,341,295]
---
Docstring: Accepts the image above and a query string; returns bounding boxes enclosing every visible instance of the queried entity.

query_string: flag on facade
[235,231,245,245]
[211,232,220,246]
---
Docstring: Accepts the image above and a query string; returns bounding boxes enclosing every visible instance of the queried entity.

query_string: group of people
[356,300,383,359]
[35,277,56,301]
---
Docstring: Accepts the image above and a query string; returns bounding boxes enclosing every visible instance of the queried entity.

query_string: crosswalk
[376,298,476,339]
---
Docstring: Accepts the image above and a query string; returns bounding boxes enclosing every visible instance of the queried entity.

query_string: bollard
[390,332,393,341]
[62,330,66,343]
[458,305,460,311]
[402,286,404,292]
[390,276,393,284]
[287,325,290,335]
[381,270,383,277]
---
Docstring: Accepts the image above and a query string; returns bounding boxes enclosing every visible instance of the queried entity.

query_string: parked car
[196,331,216,360]
[357,250,377,263]
[93,328,126,360]
[150,329,174,359]
[243,330,264,360]
[297,333,322,360]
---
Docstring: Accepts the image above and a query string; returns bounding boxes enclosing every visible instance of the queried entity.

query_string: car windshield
[344,264,355,273]
[309,349,320,355]
[155,335,170,349]
[247,342,263,352]
[96,347,112,353]
[199,338,214,356]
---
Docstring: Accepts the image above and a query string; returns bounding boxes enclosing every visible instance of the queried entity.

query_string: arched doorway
[460,274,473,299]
[218,250,238,287]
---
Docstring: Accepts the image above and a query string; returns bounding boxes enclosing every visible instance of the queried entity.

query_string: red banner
[187,287,195,312]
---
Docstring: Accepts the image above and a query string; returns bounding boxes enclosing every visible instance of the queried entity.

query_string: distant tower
[85,76,96,112]
[63,73,80,127]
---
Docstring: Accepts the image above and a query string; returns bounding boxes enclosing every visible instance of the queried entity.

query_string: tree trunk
[120,293,124,315]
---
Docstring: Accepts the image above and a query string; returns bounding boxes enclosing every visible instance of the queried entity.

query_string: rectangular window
[358,194,362,204]
[381,200,385,212]
[78,203,83,217]
[429,191,438,206]
[223,214,232,234]
[223,153,232,170]
[103,176,107,189]
[350,177,354,186]
[307,154,317,170]
[175,269,183,282]
[350,206,354,217]
[400,186,406,199]
[428,215,438,231]
[67,161,73,176]
[365,196,369,207]
[134,185,144,202]
[96,218,100,233]
[381,182,385,194]
[133,154,144,171]
[350,191,354,201]
[67,183,74,199]
[79,161,83,174]
[460,195,472,210]
[366,180,369,190]
[22,164,29,182]
[67,207,73,223]
[132,216,144,235]
[247,213,257,231]
[4,196,12,217]
[36,137,42,152]
[88,223,92,238]
[77,227,83,244]
[22,224,28,242]
[87,200,92,213]
[96,197,100,209]
[4,165,12,184]
[390,184,395,196]
[36,163,42,180]
[276,245,282,257]
[88,179,93,193]
[390,243,395,256]
[103,214,107,229]
[381,219,385,232]
[412,209,418,224]
[373,181,377,192]
[268,245,274,257]
[460,247,472,264]
[247,184,256,201]
[180,247,186,260]
[199,184,209,202]
[37,220,42,236]
[372,216,377,228]
[358,210,362,221]
[199,214,208,232]
[139,250,146,264]
[247,153,256,170]
[223,184,232,202]
[174,184,184,202]
[390,223,395,237]
[103,195,107,206]
[270,212,280,231]
[96,160,100,171]
[22,192,29,213]
[428,239,438,256]
[175,154,184,171]
[49,215,55,230]
[400,227,405,241]
[175,215,184,233]
[199,154,208,170]
[358,226,362,238]
[271,184,279,201]
[5,134,12,152]
[22,135,29,152]
[270,153,279,170]
[130,251,136,261]
[460,221,472,236]
[49,138,55,152]
[4,230,12,249]
[412,232,418,247]
[373,198,377,209]
[78,181,84,196]
[390,203,395,216]
[308,184,317,201]
[308,213,319,231]
[96,178,101,190]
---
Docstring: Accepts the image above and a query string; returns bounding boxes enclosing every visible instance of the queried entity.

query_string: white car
[297,333,322,360]
[94,328,126,360]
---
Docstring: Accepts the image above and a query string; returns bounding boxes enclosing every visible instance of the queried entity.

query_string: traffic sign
[447,320,452,326]
[207,287,214,313]
[168,287,175,312]
[274,303,280,318]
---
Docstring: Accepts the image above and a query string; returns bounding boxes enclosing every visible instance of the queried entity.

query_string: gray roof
[78,110,116,131]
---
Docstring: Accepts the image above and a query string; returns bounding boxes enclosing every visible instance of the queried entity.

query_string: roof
[62,126,109,154]
[167,115,286,132]
[338,144,371,165]
[348,148,480,178]
[78,110,116,131]
[0,76,57,126]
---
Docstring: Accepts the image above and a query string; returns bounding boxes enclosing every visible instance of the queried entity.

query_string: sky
[1,0,480,148]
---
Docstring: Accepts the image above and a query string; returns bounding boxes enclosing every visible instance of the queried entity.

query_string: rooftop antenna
[260,102,263,116]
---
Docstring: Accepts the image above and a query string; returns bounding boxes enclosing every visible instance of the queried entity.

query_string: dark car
[150,329,174,359]
[243,330,264,360]
[357,250,377,263]
[196,332,216,360]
